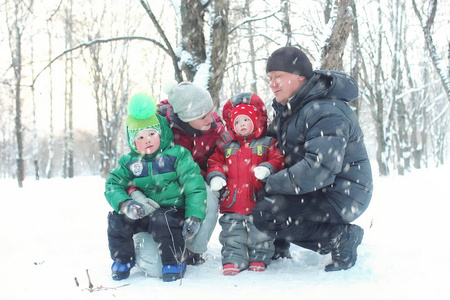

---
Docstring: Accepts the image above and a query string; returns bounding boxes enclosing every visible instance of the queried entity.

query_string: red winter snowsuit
[206,93,285,215]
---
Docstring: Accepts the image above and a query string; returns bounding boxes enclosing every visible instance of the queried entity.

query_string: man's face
[268,71,307,105]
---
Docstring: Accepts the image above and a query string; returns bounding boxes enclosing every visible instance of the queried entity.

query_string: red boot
[248,262,265,272]
[223,263,241,275]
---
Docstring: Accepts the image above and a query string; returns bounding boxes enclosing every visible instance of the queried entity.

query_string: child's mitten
[120,200,146,220]
[210,176,226,191]
[130,190,160,216]
[254,166,271,180]
[182,217,201,240]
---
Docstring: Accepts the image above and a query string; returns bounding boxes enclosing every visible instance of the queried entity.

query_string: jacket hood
[309,70,358,102]
[222,92,268,141]
[126,114,174,158]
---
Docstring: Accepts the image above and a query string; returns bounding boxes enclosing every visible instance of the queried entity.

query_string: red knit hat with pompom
[230,103,259,134]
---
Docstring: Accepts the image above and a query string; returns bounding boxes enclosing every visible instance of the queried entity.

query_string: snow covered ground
[1,163,449,300]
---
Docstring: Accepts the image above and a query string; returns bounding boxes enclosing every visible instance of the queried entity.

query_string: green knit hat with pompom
[126,93,161,151]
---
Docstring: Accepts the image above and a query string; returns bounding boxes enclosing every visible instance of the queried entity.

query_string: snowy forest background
[1,0,449,187]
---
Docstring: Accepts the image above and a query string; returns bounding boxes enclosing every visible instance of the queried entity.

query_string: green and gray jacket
[105,115,206,220]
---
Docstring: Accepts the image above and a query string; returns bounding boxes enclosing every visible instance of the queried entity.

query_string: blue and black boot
[111,260,135,280]
[162,262,186,282]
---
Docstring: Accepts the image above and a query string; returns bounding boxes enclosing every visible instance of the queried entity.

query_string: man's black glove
[256,186,269,202]
[182,217,201,240]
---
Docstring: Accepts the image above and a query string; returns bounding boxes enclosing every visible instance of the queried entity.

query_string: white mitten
[130,190,160,216]
[254,166,271,180]
[210,176,227,191]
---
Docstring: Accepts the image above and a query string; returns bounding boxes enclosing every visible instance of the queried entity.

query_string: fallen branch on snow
[75,269,130,293]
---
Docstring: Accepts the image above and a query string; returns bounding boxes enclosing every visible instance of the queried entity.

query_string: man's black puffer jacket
[265,70,373,222]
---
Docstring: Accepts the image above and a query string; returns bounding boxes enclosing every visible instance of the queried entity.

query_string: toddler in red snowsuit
[206,92,285,275]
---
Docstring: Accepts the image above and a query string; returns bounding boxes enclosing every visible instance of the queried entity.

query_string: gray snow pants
[219,213,274,270]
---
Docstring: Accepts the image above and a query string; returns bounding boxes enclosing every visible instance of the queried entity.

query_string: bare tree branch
[32,36,168,86]
[412,0,450,102]
[46,0,63,21]
[139,0,183,82]
[228,6,282,34]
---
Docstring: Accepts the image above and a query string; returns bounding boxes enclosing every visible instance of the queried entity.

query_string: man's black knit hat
[266,46,314,79]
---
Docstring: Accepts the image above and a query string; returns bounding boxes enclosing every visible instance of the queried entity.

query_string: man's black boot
[272,238,292,260]
[185,250,205,266]
[325,224,364,272]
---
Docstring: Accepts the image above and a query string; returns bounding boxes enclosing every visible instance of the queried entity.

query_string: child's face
[188,110,214,131]
[234,115,254,136]
[135,129,161,154]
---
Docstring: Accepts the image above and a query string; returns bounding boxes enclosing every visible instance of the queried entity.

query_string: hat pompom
[128,93,157,120]
[163,79,178,95]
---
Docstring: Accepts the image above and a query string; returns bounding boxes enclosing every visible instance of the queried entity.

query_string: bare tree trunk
[140,0,229,107]
[323,0,333,23]
[31,75,40,181]
[320,0,355,70]
[88,44,109,177]
[412,0,450,102]
[85,34,131,178]
[420,94,429,168]
[30,12,40,181]
[412,0,450,167]
[244,0,257,93]
[374,1,389,176]
[45,20,55,179]
[63,0,74,178]
[8,0,26,187]
[402,8,421,170]
[390,0,409,175]
[90,51,129,178]
[410,113,422,169]
[208,0,229,105]
[14,24,24,187]
[180,0,207,82]
[349,0,360,117]
[360,0,389,176]
[280,0,292,46]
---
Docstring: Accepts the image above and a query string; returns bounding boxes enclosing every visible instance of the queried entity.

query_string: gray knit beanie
[164,81,214,122]
[266,46,314,79]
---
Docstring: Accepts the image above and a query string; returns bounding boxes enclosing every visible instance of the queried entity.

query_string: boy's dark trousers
[251,191,347,253]
[107,207,186,266]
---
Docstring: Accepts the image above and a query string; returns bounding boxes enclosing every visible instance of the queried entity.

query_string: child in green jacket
[105,93,206,282]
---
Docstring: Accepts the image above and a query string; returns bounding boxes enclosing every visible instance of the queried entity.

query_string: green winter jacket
[105,115,206,221]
